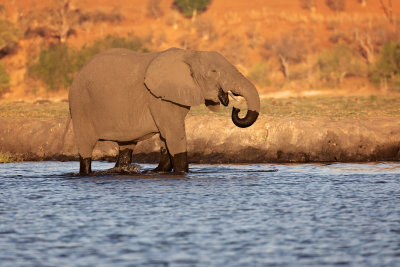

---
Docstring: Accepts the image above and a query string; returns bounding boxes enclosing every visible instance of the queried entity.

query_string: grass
[1,95,400,119]
[0,152,21,163]
[0,101,69,118]
[260,95,400,119]
[190,95,400,119]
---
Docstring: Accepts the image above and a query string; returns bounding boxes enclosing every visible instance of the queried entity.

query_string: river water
[1,161,400,266]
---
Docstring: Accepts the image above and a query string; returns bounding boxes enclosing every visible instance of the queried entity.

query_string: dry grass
[0,100,69,118]
[190,95,400,119]
[259,95,400,119]
[1,95,400,119]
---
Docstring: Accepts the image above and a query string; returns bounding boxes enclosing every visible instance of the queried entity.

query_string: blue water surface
[0,161,400,266]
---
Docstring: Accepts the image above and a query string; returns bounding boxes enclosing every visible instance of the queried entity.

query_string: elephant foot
[172,152,188,173]
[115,148,133,168]
[152,147,172,173]
[108,164,141,174]
[150,167,171,173]
[79,156,92,175]
[142,151,187,174]
[143,165,171,174]
[108,148,140,174]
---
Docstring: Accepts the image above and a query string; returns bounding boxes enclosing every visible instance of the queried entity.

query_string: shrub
[75,34,145,68]
[0,62,10,93]
[248,62,270,87]
[358,0,366,6]
[371,42,400,90]
[194,17,218,41]
[0,152,21,163]
[300,0,315,10]
[21,2,123,43]
[0,19,22,54]
[147,0,163,18]
[317,45,367,87]
[325,0,346,12]
[328,24,400,65]
[262,28,315,79]
[80,8,123,24]
[173,0,211,18]
[28,35,147,91]
[27,44,77,91]
[221,36,246,65]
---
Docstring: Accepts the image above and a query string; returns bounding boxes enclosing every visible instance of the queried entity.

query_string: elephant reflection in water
[69,48,260,175]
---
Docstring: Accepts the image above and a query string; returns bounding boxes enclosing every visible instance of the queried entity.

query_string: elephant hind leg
[75,133,97,175]
[113,143,141,173]
[115,143,136,168]
[115,148,133,168]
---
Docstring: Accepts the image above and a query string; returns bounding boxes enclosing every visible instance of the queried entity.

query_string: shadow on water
[64,170,187,181]
[61,166,279,182]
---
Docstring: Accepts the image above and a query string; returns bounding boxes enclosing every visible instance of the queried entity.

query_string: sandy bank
[1,115,399,163]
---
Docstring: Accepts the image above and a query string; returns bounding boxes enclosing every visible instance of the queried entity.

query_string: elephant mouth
[218,88,229,106]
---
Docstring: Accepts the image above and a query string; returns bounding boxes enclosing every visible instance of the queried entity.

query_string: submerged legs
[171,152,188,173]
[79,156,92,175]
[112,143,140,173]
[115,148,133,168]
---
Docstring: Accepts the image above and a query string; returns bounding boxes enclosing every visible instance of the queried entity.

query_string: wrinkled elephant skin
[69,48,260,175]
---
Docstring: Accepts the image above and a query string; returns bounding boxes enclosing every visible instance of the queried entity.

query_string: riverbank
[1,115,400,163]
[1,95,400,163]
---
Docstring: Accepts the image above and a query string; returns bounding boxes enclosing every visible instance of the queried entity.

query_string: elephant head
[144,48,260,128]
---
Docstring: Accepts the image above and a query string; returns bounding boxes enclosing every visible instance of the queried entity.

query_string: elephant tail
[59,114,71,156]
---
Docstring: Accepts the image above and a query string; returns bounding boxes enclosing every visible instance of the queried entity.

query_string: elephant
[68,47,260,175]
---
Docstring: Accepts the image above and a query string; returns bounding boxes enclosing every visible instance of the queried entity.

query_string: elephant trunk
[232,107,259,128]
[229,78,260,128]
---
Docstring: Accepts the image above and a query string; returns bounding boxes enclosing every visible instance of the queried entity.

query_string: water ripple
[1,162,400,266]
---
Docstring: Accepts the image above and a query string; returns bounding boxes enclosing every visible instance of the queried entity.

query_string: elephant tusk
[228,90,240,102]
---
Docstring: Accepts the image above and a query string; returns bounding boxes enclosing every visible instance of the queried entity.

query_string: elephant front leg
[80,156,92,175]
[171,152,188,173]
[161,130,189,174]
[150,100,190,173]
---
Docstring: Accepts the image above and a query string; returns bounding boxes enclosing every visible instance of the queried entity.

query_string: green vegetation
[371,42,400,90]
[0,19,21,52]
[0,152,21,163]
[0,62,10,94]
[27,44,76,91]
[75,34,146,68]
[248,62,271,87]
[27,35,147,92]
[317,45,367,87]
[173,0,211,17]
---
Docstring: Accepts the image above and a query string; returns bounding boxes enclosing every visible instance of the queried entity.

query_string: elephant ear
[144,49,203,107]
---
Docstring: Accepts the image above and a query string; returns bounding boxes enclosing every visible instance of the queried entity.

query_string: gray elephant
[69,47,260,175]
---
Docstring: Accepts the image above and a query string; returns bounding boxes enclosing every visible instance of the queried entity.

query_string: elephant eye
[211,70,217,72]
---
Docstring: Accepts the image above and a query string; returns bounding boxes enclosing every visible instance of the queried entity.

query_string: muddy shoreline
[1,115,400,163]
